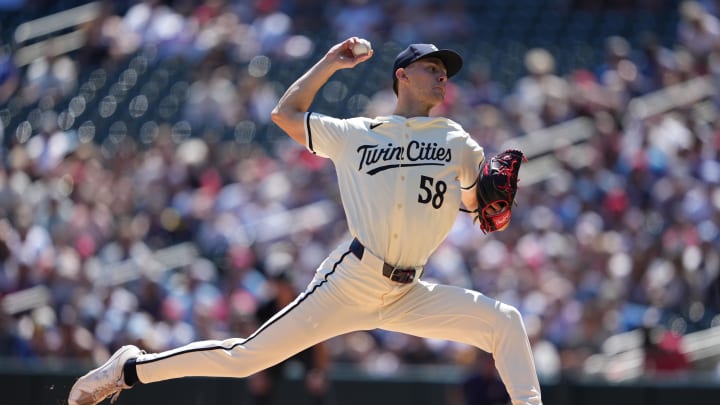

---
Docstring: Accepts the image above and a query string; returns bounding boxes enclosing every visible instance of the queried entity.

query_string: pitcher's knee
[497,302,526,332]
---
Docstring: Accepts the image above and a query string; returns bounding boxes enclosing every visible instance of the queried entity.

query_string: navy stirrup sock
[123,358,139,386]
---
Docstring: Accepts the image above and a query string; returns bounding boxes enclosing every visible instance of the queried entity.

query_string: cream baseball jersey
[305,112,484,268]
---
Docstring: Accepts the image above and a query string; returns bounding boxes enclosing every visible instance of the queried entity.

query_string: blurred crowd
[1,0,720,389]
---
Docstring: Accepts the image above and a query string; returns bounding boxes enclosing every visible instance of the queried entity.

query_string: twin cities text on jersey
[356,141,451,175]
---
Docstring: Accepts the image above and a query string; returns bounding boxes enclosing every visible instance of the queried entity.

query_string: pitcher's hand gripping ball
[351,40,372,56]
[474,149,527,233]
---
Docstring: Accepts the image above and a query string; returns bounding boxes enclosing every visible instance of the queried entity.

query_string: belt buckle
[389,266,415,283]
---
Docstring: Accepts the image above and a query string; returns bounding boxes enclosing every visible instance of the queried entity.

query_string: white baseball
[352,41,371,56]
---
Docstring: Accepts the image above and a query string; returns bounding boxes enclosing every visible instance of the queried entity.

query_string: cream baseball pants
[134,239,542,405]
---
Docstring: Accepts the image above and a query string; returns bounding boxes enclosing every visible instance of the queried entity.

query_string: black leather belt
[349,238,420,284]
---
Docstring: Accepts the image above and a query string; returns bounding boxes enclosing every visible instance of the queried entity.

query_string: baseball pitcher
[68,37,542,405]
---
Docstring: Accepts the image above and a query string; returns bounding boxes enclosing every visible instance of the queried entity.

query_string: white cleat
[68,345,143,405]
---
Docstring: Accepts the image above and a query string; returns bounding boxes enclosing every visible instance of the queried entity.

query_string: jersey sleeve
[305,112,349,160]
[460,134,485,189]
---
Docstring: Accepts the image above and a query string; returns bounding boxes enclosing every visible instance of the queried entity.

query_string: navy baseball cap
[392,43,463,93]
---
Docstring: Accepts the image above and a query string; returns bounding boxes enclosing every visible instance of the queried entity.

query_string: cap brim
[421,49,463,78]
